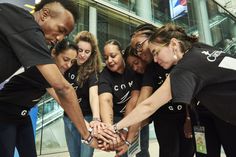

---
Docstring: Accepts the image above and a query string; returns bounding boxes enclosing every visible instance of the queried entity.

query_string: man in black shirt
[0,0,98,152]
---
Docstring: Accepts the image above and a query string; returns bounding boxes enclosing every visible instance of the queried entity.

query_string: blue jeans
[63,115,94,157]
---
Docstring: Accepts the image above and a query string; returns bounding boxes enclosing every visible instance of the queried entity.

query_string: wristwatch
[81,133,93,145]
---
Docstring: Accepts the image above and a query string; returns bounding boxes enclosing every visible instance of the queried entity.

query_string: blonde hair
[74,31,103,87]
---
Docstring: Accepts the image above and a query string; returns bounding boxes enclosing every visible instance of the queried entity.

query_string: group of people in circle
[1,0,236,157]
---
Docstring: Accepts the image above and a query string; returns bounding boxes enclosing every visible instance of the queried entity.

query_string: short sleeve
[132,73,142,90]
[8,29,53,68]
[88,73,98,88]
[98,71,112,95]
[142,66,154,87]
[170,68,200,104]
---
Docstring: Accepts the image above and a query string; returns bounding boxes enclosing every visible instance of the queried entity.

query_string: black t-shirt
[0,3,53,83]
[64,64,98,116]
[142,61,169,90]
[98,67,142,117]
[143,62,184,117]
[0,67,50,122]
[170,43,236,125]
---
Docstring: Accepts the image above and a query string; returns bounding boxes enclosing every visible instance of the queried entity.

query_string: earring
[173,54,177,60]
[173,49,177,60]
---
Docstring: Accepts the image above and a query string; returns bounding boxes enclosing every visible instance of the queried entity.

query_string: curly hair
[34,0,79,21]
[74,31,103,87]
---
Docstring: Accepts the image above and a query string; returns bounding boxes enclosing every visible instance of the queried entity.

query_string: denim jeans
[114,117,150,157]
[63,115,94,157]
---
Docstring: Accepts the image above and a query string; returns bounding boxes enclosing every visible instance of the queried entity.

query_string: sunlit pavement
[38,139,226,157]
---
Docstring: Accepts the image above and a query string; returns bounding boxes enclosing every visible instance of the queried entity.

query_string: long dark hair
[53,39,78,56]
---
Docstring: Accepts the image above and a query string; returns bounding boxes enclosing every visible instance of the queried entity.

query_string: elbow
[52,81,73,96]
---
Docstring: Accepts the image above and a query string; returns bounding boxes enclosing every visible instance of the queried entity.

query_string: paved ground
[38,139,226,157]
[38,140,158,157]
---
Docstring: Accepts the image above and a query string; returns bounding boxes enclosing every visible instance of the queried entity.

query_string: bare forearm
[124,97,137,116]
[89,86,100,119]
[126,124,140,143]
[101,104,113,124]
[100,94,114,124]
[137,86,153,105]
[55,85,89,139]
[116,77,172,130]
[91,103,100,119]
[37,64,90,139]
[47,88,61,104]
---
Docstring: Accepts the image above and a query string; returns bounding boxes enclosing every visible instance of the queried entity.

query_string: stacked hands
[86,120,130,157]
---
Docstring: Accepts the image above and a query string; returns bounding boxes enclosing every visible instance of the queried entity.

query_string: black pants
[195,108,236,157]
[0,116,36,157]
[153,113,195,157]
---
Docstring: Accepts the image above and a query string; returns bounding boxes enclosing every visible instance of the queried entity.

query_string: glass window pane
[97,6,138,52]
[36,98,66,155]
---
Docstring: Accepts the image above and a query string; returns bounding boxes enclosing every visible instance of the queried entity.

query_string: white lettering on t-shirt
[70,82,78,91]
[158,76,164,85]
[119,105,127,113]
[117,91,131,104]
[128,81,133,87]
[114,81,133,91]
[218,56,236,71]
[70,74,75,80]
[121,84,126,90]
[201,50,225,62]
[114,85,119,91]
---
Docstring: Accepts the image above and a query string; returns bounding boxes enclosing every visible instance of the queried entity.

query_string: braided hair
[130,23,157,38]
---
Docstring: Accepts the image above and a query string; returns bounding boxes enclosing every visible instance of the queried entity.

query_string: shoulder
[100,67,111,76]
[0,3,41,38]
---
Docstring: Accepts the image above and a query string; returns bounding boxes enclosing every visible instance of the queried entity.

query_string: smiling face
[37,2,75,46]
[103,44,124,74]
[52,48,77,74]
[126,55,146,74]
[77,41,92,65]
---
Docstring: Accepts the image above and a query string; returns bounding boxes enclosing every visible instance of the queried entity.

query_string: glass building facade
[2,0,236,155]
[36,0,236,155]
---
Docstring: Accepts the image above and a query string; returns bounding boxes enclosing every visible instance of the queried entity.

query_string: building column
[193,0,213,45]
[89,6,97,37]
[135,0,152,21]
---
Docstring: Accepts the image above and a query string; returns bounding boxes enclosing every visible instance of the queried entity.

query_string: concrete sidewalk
[38,139,226,157]
[38,139,158,157]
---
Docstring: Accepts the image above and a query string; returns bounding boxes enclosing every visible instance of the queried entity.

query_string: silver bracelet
[81,132,93,145]
[124,140,131,147]
[123,127,128,132]
[113,123,120,133]
[92,117,101,122]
